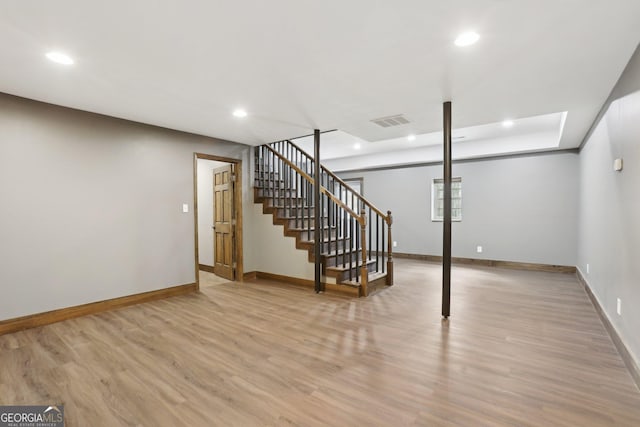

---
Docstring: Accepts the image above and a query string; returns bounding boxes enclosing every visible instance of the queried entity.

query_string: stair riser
[254,179,304,188]
[285,218,329,229]
[293,228,341,241]
[327,262,378,283]
[267,197,311,206]
[255,163,311,173]
[299,238,352,253]
[273,206,361,220]
[256,195,307,205]
[322,250,366,267]
[255,187,301,199]
[254,190,307,205]
[273,207,319,217]
[255,196,313,214]
[254,171,280,180]
[256,190,300,199]
[255,171,312,182]
[254,181,288,191]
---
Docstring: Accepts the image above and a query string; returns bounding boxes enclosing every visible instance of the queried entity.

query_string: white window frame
[431,177,462,222]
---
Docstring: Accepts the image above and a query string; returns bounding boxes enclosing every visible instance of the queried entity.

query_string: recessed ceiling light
[354,143,361,150]
[502,120,514,128]
[407,134,416,141]
[232,109,248,118]
[46,51,74,65]
[454,31,480,47]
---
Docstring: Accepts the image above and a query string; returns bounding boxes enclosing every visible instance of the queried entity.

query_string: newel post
[360,209,368,297]
[387,210,394,286]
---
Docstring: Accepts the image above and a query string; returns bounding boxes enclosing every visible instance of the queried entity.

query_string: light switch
[182,203,189,213]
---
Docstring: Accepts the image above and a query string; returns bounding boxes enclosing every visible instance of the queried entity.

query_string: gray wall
[244,203,316,281]
[339,151,579,266]
[0,93,248,321]
[578,44,640,367]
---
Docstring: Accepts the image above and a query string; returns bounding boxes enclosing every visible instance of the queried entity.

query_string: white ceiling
[296,112,565,162]
[1,1,639,149]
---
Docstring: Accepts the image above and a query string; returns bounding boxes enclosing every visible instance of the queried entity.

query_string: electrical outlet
[586,263,590,274]
[393,241,398,248]
[617,298,622,316]
[476,245,483,253]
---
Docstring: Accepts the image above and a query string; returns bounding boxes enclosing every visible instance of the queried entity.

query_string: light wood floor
[199,270,234,287]
[1,259,640,426]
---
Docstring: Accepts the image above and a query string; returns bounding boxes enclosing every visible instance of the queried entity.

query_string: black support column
[313,129,322,293]
[442,101,452,318]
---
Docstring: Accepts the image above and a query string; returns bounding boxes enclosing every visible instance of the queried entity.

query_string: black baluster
[355,216,360,283]
[271,149,275,209]
[380,217,386,273]
[376,215,380,271]
[289,144,293,228]
[341,207,346,268]
[330,200,335,264]
[349,216,353,282]
[306,180,311,241]
[368,208,372,262]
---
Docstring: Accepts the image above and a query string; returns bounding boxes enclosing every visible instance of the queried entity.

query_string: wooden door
[213,164,235,280]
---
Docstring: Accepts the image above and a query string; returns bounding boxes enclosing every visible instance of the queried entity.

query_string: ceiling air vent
[371,114,410,128]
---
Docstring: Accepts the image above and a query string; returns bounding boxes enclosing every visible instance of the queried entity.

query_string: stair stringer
[251,194,370,296]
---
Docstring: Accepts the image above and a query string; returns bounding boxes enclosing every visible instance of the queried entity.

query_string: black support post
[442,101,452,319]
[313,129,322,293]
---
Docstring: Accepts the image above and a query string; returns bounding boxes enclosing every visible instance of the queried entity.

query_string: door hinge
[231,173,237,182]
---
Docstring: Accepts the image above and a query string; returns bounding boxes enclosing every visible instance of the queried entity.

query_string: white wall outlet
[617,298,622,316]
[586,263,590,274]
[476,245,483,253]
[182,203,189,213]
[614,158,623,171]
[393,241,398,248]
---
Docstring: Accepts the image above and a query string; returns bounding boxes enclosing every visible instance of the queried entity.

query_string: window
[431,177,462,221]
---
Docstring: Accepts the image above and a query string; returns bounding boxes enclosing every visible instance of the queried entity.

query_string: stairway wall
[243,198,315,281]
[243,148,315,281]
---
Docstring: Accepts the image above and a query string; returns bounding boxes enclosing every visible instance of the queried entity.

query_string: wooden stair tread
[320,247,362,257]
[278,215,329,220]
[258,196,307,201]
[341,272,387,287]
[303,237,350,245]
[288,226,337,233]
[269,206,316,211]
[326,258,376,273]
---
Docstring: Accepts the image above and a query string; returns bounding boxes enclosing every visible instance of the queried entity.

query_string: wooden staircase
[254,140,393,297]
